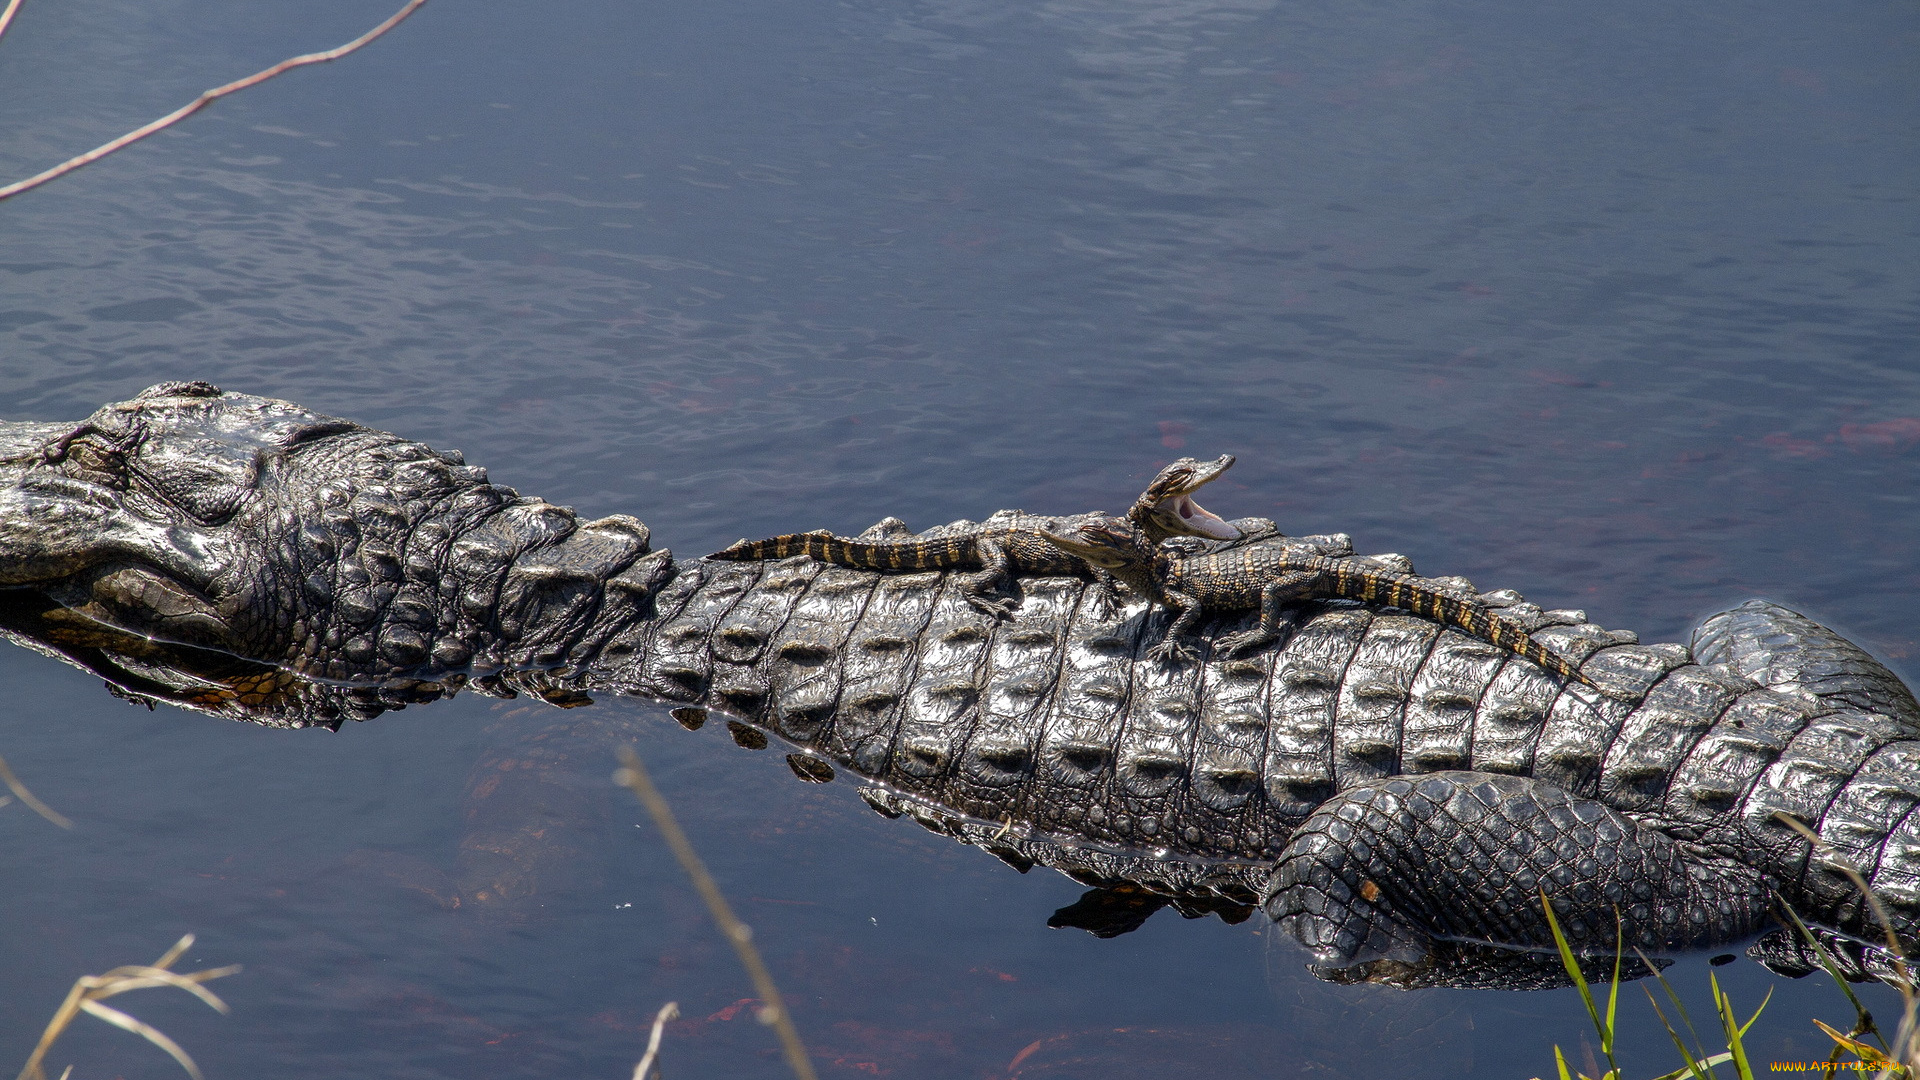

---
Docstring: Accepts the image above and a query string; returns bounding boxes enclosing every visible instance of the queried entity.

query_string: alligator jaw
[0,420,70,462]
[1164,490,1239,540]
[0,384,364,658]
[0,424,243,675]
[1137,454,1241,541]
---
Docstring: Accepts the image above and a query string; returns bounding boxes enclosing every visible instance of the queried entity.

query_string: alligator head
[1038,516,1161,601]
[0,382,669,721]
[1131,454,1241,542]
[1039,516,1153,571]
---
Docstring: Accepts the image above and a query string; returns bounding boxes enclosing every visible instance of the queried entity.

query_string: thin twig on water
[16,934,240,1080]
[0,753,72,829]
[0,0,430,202]
[615,746,819,1080]
[0,0,28,47]
[630,1001,680,1080]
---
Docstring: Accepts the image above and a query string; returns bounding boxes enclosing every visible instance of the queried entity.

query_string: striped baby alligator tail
[1347,571,1598,691]
[710,531,975,570]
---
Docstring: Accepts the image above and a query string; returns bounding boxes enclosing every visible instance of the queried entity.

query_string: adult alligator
[2,382,1916,989]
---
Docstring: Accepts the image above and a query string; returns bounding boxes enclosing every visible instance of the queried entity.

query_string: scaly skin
[706,456,1241,618]
[4,383,1919,989]
[1040,516,1603,692]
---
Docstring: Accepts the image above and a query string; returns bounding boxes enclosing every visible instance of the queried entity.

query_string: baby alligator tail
[1333,564,1593,689]
[713,531,974,571]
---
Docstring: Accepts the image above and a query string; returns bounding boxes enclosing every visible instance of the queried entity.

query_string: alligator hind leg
[961,537,1019,618]
[857,517,914,541]
[1263,771,1772,986]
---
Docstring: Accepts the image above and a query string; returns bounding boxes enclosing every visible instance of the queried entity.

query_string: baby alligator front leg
[1145,586,1205,663]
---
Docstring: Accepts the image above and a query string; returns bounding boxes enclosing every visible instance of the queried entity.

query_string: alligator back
[600,542,1920,950]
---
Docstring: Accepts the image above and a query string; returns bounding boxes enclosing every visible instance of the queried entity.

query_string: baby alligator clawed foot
[1146,636,1199,665]
[1217,628,1277,658]
[966,594,1019,620]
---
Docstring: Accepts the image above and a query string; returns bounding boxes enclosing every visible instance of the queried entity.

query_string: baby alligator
[1043,516,1601,690]
[707,455,1242,618]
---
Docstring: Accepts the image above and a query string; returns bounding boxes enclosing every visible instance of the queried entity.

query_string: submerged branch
[615,746,818,1080]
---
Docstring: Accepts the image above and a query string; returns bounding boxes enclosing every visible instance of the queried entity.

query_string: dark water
[2,0,1917,1074]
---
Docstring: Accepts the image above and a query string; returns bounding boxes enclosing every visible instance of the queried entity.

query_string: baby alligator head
[1131,454,1241,542]
[1039,516,1160,601]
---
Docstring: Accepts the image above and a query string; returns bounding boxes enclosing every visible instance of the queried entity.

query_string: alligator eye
[282,421,359,449]
[55,436,127,476]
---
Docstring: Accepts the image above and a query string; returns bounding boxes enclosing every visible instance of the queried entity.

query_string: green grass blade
[1782,901,1884,1051]
[1540,890,1624,1078]
[1642,983,1717,1080]
[1736,985,1772,1039]
[1711,971,1757,1080]
[1542,891,1607,1041]
[1640,947,1715,1069]
[1605,911,1623,1058]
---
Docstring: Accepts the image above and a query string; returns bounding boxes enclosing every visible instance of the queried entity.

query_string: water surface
[1,0,1916,1074]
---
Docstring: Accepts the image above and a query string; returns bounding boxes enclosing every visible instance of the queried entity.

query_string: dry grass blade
[1811,1018,1903,1071]
[631,1001,680,1080]
[73,1000,208,1080]
[16,934,240,1080]
[615,746,819,1080]
[0,0,430,202]
[0,753,73,829]
[84,962,242,1012]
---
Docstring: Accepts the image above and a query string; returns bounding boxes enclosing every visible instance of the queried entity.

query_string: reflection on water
[1,0,1916,1073]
